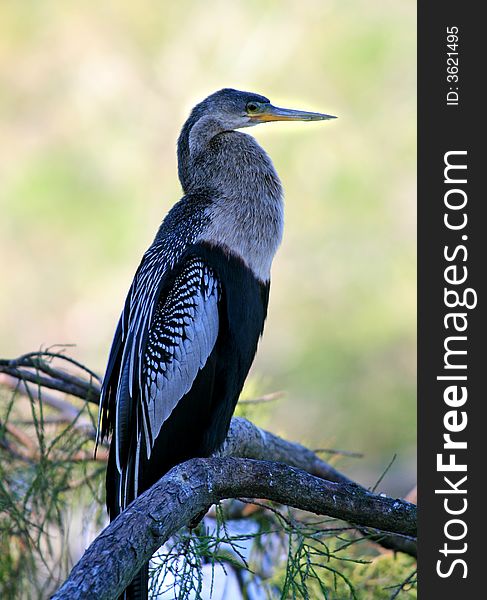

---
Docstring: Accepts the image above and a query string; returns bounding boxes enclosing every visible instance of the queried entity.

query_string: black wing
[98,251,220,513]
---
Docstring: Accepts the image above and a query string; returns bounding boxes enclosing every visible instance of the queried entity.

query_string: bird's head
[178,88,336,191]
[193,88,336,131]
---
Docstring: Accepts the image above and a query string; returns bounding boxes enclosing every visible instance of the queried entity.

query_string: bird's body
[97,88,334,599]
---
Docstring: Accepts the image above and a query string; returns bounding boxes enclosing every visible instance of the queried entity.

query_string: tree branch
[52,457,416,600]
[0,352,101,403]
[219,418,418,558]
[220,416,355,484]
[1,351,417,584]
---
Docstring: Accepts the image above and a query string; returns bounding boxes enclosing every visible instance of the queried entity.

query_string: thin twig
[0,366,100,403]
[1,374,90,420]
[238,391,285,404]
[372,454,397,493]
[315,448,364,459]
[387,569,417,599]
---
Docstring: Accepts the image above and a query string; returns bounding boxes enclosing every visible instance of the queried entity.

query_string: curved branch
[221,416,354,484]
[53,457,416,600]
[0,352,101,403]
[1,352,417,559]
[221,418,417,557]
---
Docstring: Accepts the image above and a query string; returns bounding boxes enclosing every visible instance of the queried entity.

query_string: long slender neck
[177,111,200,193]
[179,114,281,193]
[177,114,284,282]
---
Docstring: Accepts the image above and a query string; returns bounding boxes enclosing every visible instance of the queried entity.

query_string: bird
[96,88,335,599]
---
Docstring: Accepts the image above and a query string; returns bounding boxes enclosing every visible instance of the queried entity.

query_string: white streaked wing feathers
[141,259,220,459]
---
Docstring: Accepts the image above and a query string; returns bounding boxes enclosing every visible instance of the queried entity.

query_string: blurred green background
[0,0,416,494]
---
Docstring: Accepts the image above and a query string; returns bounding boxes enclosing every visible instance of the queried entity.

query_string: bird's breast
[190,131,284,282]
[199,190,284,283]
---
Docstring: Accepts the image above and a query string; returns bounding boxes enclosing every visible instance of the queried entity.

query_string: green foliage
[150,500,416,600]
[0,382,104,598]
[1,379,416,598]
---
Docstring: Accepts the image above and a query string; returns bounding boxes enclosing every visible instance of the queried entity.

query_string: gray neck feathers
[177,117,284,283]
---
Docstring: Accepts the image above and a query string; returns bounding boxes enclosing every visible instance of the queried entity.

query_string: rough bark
[218,416,354,484]
[0,352,418,596]
[52,457,416,600]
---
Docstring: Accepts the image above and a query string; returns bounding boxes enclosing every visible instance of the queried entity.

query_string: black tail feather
[119,562,149,600]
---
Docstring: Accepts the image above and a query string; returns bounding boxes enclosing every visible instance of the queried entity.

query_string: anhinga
[96,88,335,599]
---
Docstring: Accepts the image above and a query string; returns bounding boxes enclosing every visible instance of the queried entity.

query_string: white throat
[198,190,284,282]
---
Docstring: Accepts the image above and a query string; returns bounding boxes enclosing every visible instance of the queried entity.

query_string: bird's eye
[246,102,260,113]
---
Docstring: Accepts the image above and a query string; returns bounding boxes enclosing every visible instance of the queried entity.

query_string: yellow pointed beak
[250,104,337,123]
